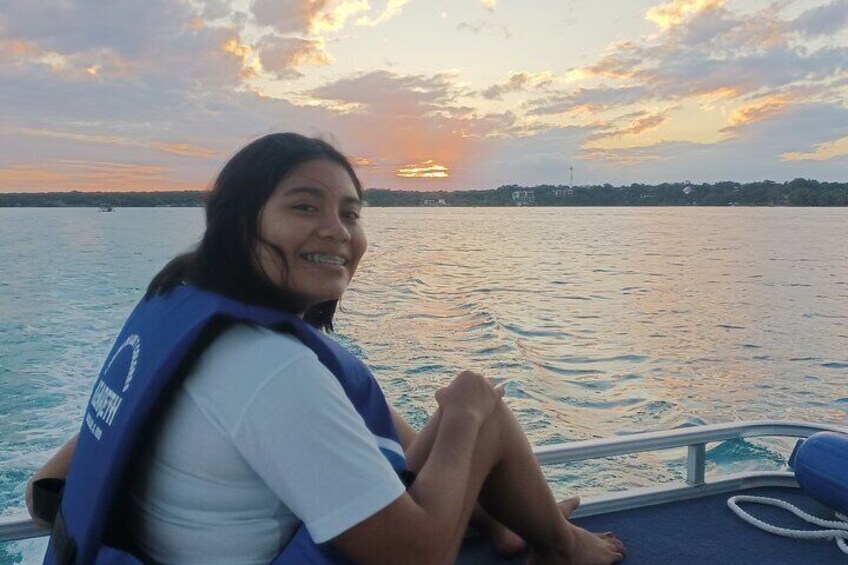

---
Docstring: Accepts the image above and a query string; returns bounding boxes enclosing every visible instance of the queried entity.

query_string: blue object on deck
[790,431,848,516]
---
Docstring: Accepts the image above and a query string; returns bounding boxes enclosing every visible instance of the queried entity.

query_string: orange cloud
[258,36,331,79]
[154,142,218,158]
[0,160,199,192]
[17,127,139,146]
[221,36,261,78]
[396,160,449,178]
[700,86,741,100]
[781,135,848,162]
[310,0,370,33]
[627,114,667,135]
[349,156,376,168]
[0,165,70,185]
[578,149,662,165]
[0,38,39,61]
[578,47,641,80]
[646,0,725,30]
[723,96,788,130]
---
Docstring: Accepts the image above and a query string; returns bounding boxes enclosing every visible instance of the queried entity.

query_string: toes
[557,496,581,517]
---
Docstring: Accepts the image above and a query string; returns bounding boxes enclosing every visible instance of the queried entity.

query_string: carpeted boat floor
[457,486,847,563]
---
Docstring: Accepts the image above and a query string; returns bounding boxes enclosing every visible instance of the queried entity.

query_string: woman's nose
[317,214,350,242]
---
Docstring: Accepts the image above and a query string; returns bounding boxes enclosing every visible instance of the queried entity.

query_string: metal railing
[2,420,846,543]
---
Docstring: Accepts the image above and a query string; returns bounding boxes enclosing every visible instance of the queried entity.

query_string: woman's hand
[435,371,505,424]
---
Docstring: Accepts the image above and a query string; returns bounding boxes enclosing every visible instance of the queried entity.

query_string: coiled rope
[727,495,848,556]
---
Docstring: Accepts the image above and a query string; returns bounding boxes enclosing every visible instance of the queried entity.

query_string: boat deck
[459,486,845,563]
[4,421,846,563]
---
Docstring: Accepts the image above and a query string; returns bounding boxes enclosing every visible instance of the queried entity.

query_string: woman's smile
[300,252,348,266]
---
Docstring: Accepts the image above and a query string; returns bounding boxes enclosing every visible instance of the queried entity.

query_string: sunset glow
[396,161,449,179]
[1,0,846,193]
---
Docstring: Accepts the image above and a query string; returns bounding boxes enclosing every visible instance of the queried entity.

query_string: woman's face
[256,159,366,312]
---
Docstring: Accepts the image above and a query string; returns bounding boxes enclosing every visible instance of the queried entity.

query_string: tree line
[366,179,848,207]
[1,179,846,207]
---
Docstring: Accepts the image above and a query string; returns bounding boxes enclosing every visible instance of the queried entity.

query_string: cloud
[528,86,651,115]
[257,35,331,79]
[154,142,218,158]
[781,135,848,161]
[583,111,671,145]
[348,156,376,168]
[559,2,848,112]
[721,96,790,132]
[579,147,665,166]
[309,70,460,114]
[577,102,848,182]
[480,0,497,10]
[0,160,192,192]
[251,0,329,35]
[482,72,551,99]
[646,0,725,31]
[792,0,848,38]
[0,0,198,58]
[624,113,668,135]
[251,0,408,35]
[356,0,411,27]
[11,127,143,147]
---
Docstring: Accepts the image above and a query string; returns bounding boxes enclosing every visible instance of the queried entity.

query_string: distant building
[421,198,447,206]
[512,190,535,206]
[553,187,574,198]
[682,185,694,195]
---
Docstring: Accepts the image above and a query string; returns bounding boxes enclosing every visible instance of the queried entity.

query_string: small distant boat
[98,205,113,212]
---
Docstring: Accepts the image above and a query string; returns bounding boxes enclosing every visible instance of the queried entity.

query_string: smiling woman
[255,160,366,313]
[27,133,624,565]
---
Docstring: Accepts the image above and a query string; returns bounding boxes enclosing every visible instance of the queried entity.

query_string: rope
[727,495,848,556]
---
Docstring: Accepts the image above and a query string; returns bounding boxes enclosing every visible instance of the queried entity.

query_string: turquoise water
[2,207,847,563]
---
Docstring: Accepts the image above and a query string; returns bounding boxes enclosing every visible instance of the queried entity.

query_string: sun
[396,160,449,179]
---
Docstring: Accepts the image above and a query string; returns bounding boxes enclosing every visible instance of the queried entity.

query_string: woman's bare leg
[404,401,624,563]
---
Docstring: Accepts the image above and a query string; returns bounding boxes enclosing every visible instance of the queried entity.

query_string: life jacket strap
[50,506,77,565]
[33,478,65,525]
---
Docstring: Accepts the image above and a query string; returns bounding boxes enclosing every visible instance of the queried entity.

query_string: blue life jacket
[44,285,406,565]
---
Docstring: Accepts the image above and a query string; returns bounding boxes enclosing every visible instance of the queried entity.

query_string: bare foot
[483,496,583,557]
[526,525,624,565]
[487,524,528,557]
[558,496,581,518]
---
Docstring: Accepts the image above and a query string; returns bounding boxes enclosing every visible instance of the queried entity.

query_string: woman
[29,133,624,564]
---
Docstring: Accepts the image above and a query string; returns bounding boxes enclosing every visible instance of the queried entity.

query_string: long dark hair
[147,133,363,331]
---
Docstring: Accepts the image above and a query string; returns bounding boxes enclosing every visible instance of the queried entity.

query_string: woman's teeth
[301,253,346,266]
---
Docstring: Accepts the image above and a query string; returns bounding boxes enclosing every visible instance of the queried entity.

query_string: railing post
[686,443,706,486]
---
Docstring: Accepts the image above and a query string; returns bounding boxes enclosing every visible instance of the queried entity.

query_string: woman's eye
[343,210,361,220]
[293,204,318,213]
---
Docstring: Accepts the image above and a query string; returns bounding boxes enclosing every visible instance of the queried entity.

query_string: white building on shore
[512,190,535,206]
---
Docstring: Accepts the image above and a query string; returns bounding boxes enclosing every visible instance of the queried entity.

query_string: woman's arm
[337,374,623,564]
[26,434,78,527]
[332,371,504,563]
[389,407,418,451]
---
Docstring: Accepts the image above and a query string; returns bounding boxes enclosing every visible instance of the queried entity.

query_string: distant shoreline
[1,180,846,207]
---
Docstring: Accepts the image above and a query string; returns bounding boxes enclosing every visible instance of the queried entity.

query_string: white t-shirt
[123,324,406,564]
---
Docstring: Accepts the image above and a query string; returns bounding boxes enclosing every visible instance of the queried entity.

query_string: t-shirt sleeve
[230,349,406,543]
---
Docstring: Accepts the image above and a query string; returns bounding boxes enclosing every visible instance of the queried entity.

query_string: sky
[1,0,847,193]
